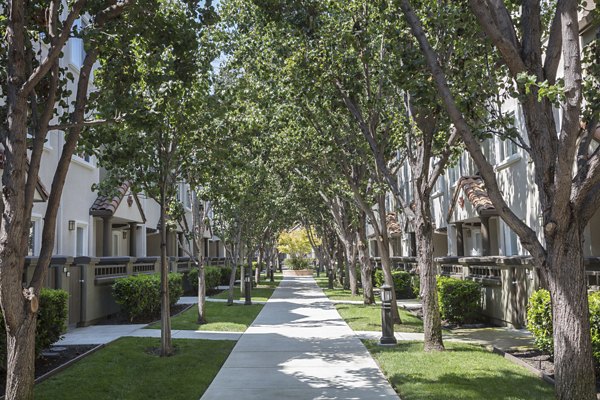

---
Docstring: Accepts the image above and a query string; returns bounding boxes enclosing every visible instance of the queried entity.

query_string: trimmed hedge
[374,270,417,299]
[287,257,311,270]
[437,276,482,324]
[113,273,183,322]
[188,266,221,292]
[528,289,600,363]
[0,288,68,371]
[526,289,553,353]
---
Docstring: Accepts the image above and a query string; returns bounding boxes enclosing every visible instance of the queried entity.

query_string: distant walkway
[200,274,399,400]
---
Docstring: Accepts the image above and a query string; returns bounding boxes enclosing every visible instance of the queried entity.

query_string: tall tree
[86,0,213,356]
[399,0,600,397]
[1,0,134,397]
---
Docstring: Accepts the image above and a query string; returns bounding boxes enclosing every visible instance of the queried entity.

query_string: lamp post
[244,266,252,305]
[380,284,397,346]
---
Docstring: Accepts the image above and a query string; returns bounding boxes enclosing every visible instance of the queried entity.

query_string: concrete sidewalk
[200,275,399,400]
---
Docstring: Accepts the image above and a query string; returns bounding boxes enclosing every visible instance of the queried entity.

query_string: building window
[28,219,42,256]
[70,18,87,67]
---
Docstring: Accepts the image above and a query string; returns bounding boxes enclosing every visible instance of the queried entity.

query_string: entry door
[112,233,120,256]
[68,265,82,327]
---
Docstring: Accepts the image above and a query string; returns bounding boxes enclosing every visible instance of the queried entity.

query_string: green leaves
[517,72,566,105]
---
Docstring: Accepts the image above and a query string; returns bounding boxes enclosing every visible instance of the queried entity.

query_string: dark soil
[508,349,600,393]
[0,345,96,394]
[94,303,192,325]
[508,349,554,376]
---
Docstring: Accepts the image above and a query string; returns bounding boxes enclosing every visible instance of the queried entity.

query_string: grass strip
[365,341,554,400]
[146,301,263,331]
[35,337,234,400]
[336,303,424,333]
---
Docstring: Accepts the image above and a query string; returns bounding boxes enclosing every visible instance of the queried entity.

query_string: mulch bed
[0,344,97,394]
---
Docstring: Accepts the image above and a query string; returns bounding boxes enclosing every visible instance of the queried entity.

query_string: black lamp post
[244,266,252,305]
[380,284,397,346]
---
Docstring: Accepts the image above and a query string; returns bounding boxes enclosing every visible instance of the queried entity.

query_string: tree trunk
[547,226,596,400]
[375,234,402,324]
[415,197,444,351]
[336,245,345,287]
[255,246,263,284]
[375,195,401,324]
[227,264,238,305]
[357,213,375,304]
[3,306,36,400]
[159,194,173,356]
[197,260,206,324]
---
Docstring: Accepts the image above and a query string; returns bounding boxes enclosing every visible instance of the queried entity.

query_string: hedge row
[372,271,482,324]
[188,266,227,292]
[113,273,183,322]
[373,270,419,299]
[527,289,600,363]
[0,288,68,371]
[436,276,482,324]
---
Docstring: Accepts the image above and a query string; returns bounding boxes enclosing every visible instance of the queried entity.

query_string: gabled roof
[447,176,496,222]
[0,152,49,202]
[386,212,402,236]
[90,181,146,223]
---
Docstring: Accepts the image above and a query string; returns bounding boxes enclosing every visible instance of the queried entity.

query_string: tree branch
[399,0,547,264]
[468,0,527,76]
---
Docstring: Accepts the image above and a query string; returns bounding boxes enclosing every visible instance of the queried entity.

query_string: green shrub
[526,289,553,354]
[113,273,183,322]
[528,289,600,363]
[288,257,311,270]
[437,276,482,324]
[36,288,69,354]
[590,291,600,363]
[0,288,68,371]
[219,266,232,285]
[374,270,416,299]
[252,261,264,272]
[411,274,421,298]
[188,266,221,292]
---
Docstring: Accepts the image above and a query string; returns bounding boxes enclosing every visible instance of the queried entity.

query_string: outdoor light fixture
[379,284,397,346]
[68,220,75,231]
[244,266,252,305]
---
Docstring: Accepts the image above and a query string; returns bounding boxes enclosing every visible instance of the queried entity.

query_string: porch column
[129,223,137,257]
[455,222,464,256]
[102,216,112,256]
[481,216,491,256]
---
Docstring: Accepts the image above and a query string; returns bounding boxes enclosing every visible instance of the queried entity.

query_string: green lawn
[365,341,554,400]
[147,301,263,331]
[336,303,424,333]
[210,273,282,302]
[35,337,234,400]
[314,275,366,301]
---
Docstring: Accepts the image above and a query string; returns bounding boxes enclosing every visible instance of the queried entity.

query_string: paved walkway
[200,275,399,400]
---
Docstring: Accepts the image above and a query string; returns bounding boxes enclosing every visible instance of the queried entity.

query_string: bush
[526,289,553,353]
[113,273,183,322]
[437,276,482,324]
[36,288,69,354]
[528,289,600,364]
[188,266,221,292]
[288,257,311,270]
[0,288,68,371]
[373,270,416,299]
[219,266,232,285]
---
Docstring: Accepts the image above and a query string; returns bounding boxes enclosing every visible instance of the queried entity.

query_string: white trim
[71,154,96,170]
[431,190,443,199]
[29,214,43,256]
[74,220,89,257]
[495,153,522,171]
